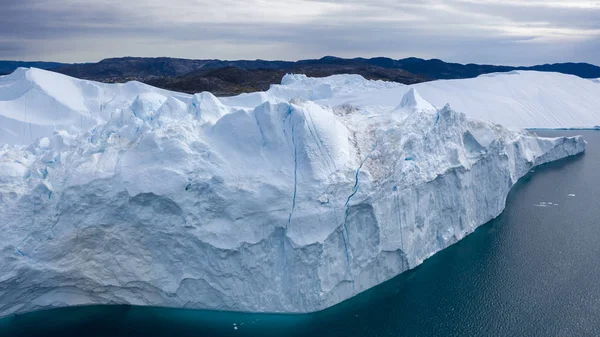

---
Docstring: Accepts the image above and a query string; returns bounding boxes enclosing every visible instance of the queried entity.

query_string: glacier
[0,68,588,317]
[2,68,600,146]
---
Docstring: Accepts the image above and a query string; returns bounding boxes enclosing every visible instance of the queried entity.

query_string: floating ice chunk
[568,194,576,197]
[536,201,560,207]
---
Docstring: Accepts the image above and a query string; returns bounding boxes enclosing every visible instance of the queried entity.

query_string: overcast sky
[2,0,599,65]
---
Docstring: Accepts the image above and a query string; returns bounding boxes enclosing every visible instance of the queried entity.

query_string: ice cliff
[0,70,587,317]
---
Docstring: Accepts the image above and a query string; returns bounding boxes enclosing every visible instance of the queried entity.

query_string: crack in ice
[285,106,298,230]
[339,142,378,291]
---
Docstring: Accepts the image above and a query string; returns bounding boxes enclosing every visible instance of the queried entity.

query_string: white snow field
[261,72,600,129]
[0,68,589,317]
[0,68,190,145]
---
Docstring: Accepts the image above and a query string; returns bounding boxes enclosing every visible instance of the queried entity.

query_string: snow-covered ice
[0,68,190,145]
[259,72,600,129]
[0,68,588,317]
[3,68,600,147]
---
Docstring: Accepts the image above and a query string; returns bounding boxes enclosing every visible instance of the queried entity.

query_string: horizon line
[1,56,599,68]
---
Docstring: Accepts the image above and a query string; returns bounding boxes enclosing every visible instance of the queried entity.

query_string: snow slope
[246,71,600,129]
[0,68,191,145]
[410,72,600,128]
[0,73,585,316]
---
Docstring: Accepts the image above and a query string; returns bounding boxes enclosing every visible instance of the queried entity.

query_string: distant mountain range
[2,57,599,96]
[0,61,70,74]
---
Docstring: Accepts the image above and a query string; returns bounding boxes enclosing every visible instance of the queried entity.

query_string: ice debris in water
[535,201,560,207]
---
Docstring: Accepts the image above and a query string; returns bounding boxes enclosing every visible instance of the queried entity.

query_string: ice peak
[5,67,73,87]
[399,88,434,111]
[130,92,167,121]
[391,88,435,119]
[189,92,229,124]
[281,73,308,85]
[6,67,30,79]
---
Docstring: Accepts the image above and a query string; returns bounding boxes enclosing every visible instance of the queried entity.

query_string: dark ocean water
[1,131,599,337]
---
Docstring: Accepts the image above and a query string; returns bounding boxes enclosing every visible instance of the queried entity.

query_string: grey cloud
[449,1,600,30]
[0,40,29,58]
[0,0,598,65]
[0,0,149,39]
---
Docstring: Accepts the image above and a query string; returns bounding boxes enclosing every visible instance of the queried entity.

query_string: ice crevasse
[0,72,586,317]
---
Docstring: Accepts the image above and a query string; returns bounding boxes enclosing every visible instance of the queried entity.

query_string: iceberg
[0,70,587,317]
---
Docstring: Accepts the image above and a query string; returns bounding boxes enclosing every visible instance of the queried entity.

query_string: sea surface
[1,130,599,337]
